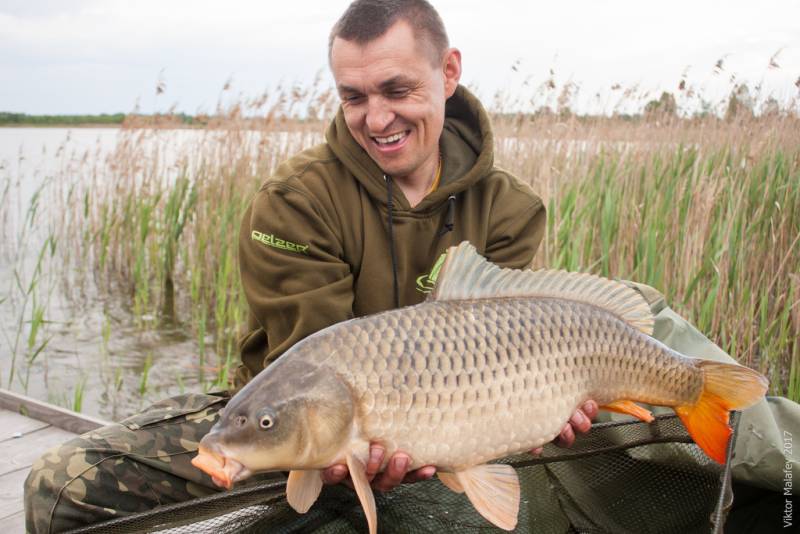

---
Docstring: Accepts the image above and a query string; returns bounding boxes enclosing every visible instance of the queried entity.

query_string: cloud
[2,0,799,114]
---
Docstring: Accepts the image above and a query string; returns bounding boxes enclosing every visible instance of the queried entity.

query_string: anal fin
[286,469,323,514]
[346,453,377,534]
[600,400,654,422]
[455,464,520,531]
[438,472,464,493]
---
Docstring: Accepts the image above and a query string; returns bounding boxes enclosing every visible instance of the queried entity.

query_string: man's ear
[443,48,462,98]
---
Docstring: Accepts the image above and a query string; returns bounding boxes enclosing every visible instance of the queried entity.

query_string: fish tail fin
[676,360,768,464]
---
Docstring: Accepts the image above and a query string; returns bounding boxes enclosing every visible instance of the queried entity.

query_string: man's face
[330,20,461,183]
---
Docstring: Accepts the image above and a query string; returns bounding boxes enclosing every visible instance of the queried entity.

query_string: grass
[2,75,799,410]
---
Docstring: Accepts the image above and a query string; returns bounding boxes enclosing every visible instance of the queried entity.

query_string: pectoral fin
[455,464,520,531]
[346,453,377,534]
[438,472,464,493]
[600,400,654,422]
[286,469,323,514]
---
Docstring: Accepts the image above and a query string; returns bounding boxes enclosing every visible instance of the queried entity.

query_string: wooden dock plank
[1,509,25,532]
[0,391,109,529]
[0,389,108,435]
[0,410,49,441]
[0,426,77,476]
[0,468,32,519]
[1,510,25,532]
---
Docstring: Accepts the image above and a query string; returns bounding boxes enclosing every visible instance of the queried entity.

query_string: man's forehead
[330,20,437,80]
[337,74,417,94]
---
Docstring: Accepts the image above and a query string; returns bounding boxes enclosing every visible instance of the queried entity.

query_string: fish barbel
[192,242,767,532]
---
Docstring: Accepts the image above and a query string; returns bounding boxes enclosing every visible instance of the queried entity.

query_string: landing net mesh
[69,413,736,534]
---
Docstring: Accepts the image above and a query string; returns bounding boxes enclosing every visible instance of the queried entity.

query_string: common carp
[192,241,768,532]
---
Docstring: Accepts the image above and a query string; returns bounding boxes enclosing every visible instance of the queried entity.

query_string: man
[24,1,797,532]
[24,1,594,532]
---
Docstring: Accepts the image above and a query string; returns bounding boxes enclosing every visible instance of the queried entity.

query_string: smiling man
[330,15,459,208]
[237,0,596,494]
[25,2,596,532]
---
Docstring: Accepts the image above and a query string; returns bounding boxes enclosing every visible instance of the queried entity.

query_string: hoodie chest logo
[251,231,309,255]
[415,252,447,294]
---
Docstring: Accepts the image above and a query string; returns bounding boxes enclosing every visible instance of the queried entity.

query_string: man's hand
[530,400,598,456]
[321,444,436,492]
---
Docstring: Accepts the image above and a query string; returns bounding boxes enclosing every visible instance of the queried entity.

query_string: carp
[192,241,768,532]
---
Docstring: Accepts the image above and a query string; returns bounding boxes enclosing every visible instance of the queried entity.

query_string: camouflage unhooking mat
[66,413,738,534]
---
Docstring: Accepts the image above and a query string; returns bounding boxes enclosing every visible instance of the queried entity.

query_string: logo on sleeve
[251,231,309,255]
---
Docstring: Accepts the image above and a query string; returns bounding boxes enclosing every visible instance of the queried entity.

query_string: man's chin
[369,157,414,181]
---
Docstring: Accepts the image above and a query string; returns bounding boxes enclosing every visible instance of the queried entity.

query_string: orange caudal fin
[676,360,768,464]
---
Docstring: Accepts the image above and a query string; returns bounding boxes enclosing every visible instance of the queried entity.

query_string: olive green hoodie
[236,86,545,386]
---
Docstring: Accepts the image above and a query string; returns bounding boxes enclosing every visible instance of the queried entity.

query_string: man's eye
[387,89,409,98]
[343,95,364,103]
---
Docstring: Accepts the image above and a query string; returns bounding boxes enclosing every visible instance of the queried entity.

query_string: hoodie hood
[325,85,495,212]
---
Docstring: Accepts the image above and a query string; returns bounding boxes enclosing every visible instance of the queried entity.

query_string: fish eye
[259,415,274,430]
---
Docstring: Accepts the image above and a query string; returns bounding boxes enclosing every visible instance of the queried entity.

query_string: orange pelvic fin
[676,360,768,464]
[600,400,654,422]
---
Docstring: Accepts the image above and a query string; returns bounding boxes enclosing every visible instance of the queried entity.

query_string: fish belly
[327,297,703,471]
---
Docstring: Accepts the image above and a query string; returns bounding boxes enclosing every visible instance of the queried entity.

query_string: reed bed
[493,113,800,396]
[4,80,800,407]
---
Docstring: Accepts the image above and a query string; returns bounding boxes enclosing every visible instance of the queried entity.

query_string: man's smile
[371,130,411,153]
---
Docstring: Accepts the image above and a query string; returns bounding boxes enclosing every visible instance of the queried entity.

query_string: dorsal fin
[430,242,654,335]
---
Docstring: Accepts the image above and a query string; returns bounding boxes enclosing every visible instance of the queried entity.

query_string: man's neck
[391,151,440,208]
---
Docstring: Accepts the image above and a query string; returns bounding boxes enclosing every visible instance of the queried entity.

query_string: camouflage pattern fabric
[24,393,230,534]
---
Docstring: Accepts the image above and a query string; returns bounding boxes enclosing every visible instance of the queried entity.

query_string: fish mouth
[192,445,250,490]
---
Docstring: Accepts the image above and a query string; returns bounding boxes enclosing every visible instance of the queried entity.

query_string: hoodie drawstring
[384,177,456,308]
[384,175,400,308]
[439,194,456,236]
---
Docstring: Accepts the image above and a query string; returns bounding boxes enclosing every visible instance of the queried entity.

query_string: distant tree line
[0,112,200,126]
[0,112,126,125]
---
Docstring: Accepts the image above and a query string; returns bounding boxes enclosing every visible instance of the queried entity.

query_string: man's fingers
[570,408,592,435]
[551,401,598,450]
[582,400,598,421]
[322,464,349,485]
[372,454,410,492]
[529,447,544,456]
[366,444,385,481]
[556,422,576,448]
[402,466,436,484]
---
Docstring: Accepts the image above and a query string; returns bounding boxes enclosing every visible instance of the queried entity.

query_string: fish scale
[317,297,703,471]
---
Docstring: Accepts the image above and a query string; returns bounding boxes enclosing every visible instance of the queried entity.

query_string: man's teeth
[374,132,406,144]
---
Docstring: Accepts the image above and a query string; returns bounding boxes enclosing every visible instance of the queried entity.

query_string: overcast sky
[2,0,799,115]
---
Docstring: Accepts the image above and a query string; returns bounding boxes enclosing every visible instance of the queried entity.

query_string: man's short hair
[329,0,450,66]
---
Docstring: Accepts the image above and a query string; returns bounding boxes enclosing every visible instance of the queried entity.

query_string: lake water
[0,128,215,420]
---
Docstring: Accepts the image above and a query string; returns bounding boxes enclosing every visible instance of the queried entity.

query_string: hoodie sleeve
[483,176,546,269]
[237,183,353,384]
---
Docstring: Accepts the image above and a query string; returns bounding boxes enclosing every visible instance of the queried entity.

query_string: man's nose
[365,97,395,133]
